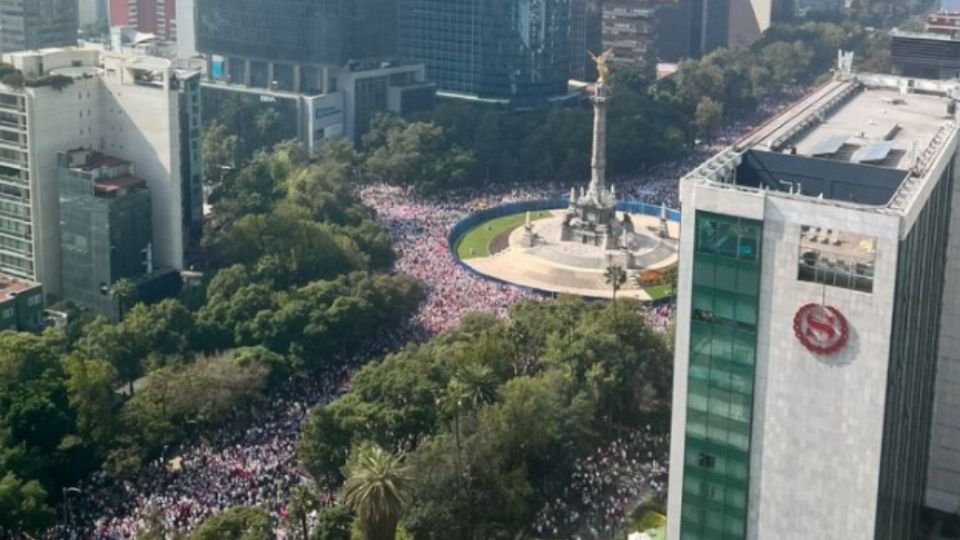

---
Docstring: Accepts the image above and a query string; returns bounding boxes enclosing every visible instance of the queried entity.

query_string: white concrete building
[667,64,960,539]
[0,47,202,296]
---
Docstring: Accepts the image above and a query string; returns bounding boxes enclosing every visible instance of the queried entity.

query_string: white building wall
[7,49,191,296]
[26,79,104,296]
[99,63,183,270]
[667,181,902,540]
[175,0,196,58]
[748,196,900,540]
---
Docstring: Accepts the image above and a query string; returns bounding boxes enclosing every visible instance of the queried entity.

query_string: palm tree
[451,364,498,410]
[664,265,679,296]
[340,443,412,540]
[604,265,627,327]
[110,278,138,321]
[287,485,319,540]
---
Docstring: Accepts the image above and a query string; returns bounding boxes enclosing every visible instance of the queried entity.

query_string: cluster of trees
[291,296,673,539]
[0,142,424,537]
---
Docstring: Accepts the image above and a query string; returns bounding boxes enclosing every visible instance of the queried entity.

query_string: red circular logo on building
[793,303,849,355]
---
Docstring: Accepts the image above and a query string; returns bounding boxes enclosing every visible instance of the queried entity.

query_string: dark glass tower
[399,0,572,106]
[0,0,78,53]
[195,0,397,66]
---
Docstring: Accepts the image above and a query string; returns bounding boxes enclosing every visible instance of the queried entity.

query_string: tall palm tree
[340,443,412,540]
[287,485,319,540]
[110,278,138,321]
[451,364,498,410]
[604,265,628,328]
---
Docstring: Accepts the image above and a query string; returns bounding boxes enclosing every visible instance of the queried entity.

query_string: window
[797,225,875,293]
[1,308,12,318]
[682,212,762,540]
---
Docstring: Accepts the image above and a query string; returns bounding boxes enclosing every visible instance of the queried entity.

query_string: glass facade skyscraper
[399,0,571,106]
[0,0,78,53]
[195,0,397,66]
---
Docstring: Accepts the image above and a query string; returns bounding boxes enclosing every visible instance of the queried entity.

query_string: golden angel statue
[590,49,614,85]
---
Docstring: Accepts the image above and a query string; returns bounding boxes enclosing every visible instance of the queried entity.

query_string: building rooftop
[687,72,960,213]
[94,175,146,195]
[784,86,950,171]
[0,275,38,303]
[63,149,132,171]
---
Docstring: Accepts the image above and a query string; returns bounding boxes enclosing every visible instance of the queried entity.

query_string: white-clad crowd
[46,88,804,539]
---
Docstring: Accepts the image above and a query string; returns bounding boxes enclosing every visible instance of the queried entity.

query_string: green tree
[62,354,119,451]
[190,506,274,540]
[694,97,724,141]
[363,115,475,194]
[340,443,412,540]
[0,472,55,538]
[313,505,354,540]
[288,485,320,540]
[110,277,138,320]
[202,121,241,185]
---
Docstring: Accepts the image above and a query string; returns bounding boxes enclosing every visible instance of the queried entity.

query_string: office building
[657,0,695,63]
[195,0,397,86]
[602,0,659,75]
[927,10,960,38]
[108,0,177,40]
[57,149,152,319]
[0,0,79,54]
[175,0,196,58]
[794,0,844,13]
[0,276,43,331]
[194,0,431,142]
[891,30,960,80]
[0,48,202,297]
[571,0,603,81]
[650,0,796,65]
[79,0,109,27]
[667,60,960,539]
[398,0,572,106]
[203,61,434,146]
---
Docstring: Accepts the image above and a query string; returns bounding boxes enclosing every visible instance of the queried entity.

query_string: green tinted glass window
[681,212,762,540]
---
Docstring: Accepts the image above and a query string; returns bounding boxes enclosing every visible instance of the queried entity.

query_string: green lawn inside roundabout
[456,210,553,259]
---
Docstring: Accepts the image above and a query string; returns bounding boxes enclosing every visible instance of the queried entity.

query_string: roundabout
[452,203,680,301]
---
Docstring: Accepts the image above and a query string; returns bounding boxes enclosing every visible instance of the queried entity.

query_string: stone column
[589,82,609,195]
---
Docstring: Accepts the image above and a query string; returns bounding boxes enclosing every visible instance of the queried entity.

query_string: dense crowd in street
[46,356,373,539]
[43,88,808,540]
[531,426,669,539]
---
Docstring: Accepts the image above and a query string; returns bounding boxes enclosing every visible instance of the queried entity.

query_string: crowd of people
[360,184,544,335]
[531,426,669,539]
[43,86,808,540]
[47,357,371,539]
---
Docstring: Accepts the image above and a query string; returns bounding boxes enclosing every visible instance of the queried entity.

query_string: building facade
[891,30,960,80]
[0,0,78,54]
[203,61,434,146]
[108,0,177,40]
[0,48,202,297]
[79,0,109,27]
[0,276,43,331]
[667,68,960,539]
[57,149,152,319]
[195,0,396,81]
[570,0,603,81]
[398,0,572,106]
[602,0,658,75]
[175,0,196,58]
